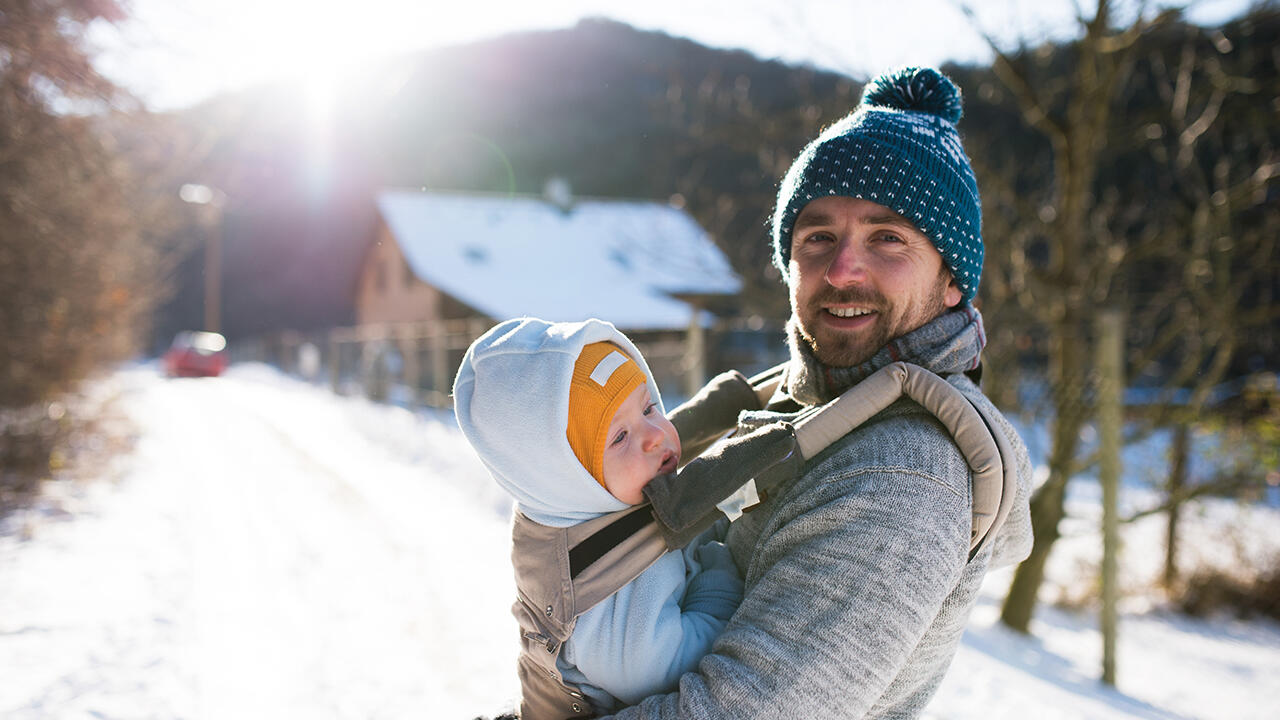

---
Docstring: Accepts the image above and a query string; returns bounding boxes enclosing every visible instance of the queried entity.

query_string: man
[605,66,1033,718]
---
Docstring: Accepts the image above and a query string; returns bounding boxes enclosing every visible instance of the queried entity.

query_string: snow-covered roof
[375,189,742,331]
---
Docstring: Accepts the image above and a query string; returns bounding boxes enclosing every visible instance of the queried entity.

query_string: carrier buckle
[522,630,559,654]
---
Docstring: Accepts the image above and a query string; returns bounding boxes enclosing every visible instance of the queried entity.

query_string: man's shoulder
[796,371,1035,569]
[803,391,972,492]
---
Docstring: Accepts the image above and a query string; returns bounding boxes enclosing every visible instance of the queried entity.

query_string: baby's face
[601,384,681,505]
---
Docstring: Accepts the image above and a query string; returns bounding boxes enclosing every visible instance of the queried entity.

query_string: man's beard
[794,281,950,368]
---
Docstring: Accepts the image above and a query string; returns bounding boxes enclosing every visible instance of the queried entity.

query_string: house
[354,188,742,397]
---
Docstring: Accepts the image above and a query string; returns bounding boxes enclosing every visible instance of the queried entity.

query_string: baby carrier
[509,362,1021,719]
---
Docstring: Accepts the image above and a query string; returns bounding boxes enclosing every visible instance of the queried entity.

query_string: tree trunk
[1001,314,1090,632]
[1000,474,1067,631]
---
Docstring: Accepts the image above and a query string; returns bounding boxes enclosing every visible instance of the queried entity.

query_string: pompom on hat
[771,66,984,304]
[566,342,646,487]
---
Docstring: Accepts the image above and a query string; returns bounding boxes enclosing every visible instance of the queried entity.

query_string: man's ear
[944,276,963,308]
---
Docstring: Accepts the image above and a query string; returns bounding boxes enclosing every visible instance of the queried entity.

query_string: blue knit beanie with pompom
[771,66,983,303]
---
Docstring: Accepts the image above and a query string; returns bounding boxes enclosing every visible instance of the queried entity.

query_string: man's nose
[824,237,868,288]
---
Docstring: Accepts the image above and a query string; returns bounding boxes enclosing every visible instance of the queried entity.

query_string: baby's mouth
[659,450,679,475]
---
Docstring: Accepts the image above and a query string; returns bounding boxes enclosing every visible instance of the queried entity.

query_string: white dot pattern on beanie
[771,94,984,302]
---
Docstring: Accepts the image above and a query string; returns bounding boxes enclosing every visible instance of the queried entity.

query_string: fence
[231,317,790,409]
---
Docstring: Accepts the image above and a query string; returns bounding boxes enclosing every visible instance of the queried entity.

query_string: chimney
[544,176,574,213]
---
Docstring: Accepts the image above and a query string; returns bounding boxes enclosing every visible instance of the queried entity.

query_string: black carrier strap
[568,506,654,579]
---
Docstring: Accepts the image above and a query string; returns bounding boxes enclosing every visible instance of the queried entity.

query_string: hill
[153,12,1278,380]
[154,19,859,344]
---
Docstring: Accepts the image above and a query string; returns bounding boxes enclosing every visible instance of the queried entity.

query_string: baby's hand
[685,540,745,614]
[694,540,737,572]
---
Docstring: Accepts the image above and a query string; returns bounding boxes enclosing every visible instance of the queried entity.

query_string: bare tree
[964,0,1278,631]
[650,62,859,319]
[960,0,1167,632]
[1125,19,1279,586]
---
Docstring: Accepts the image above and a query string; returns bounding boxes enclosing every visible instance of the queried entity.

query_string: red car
[163,331,229,377]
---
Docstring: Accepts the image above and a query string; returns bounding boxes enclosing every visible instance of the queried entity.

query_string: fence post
[329,331,341,394]
[280,332,296,375]
[363,327,390,402]
[1096,309,1124,687]
[430,320,449,407]
[684,307,706,398]
[401,325,420,405]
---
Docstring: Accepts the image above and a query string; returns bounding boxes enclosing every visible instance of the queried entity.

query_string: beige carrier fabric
[786,362,1018,555]
[511,509,668,719]
[507,362,1019,717]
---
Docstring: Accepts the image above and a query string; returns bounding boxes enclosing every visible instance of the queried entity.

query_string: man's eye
[800,232,834,245]
[875,232,906,244]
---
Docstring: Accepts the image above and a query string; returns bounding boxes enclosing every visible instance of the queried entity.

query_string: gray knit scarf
[784,303,987,405]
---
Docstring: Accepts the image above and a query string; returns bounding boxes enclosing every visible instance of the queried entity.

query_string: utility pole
[180,183,225,334]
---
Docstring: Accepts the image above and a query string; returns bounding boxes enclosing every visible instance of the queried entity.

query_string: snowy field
[2,363,1278,719]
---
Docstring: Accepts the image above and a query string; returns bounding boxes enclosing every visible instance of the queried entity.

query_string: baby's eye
[642,402,657,416]
[610,430,627,447]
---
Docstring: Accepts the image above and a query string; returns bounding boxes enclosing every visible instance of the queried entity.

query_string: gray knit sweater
[603,306,1033,719]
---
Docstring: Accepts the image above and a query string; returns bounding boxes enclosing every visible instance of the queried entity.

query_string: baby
[454,317,743,715]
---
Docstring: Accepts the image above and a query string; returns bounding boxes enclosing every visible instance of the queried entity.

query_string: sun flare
[102,0,591,110]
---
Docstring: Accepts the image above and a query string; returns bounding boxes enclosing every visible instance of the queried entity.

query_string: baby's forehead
[606,383,650,420]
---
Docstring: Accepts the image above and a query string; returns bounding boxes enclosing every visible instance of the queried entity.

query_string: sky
[91,0,1257,111]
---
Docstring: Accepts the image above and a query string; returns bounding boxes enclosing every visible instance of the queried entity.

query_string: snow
[377,189,741,331]
[3,363,1278,719]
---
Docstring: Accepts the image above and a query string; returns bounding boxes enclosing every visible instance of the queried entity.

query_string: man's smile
[826,306,874,318]
[820,305,880,332]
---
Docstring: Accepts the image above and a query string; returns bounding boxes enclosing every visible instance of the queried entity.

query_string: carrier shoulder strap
[666,368,767,461]
[786,362,1019,558]
[645,362,1016,559]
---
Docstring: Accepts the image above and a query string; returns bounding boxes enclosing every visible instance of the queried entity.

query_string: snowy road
[2,364,1278,719]
[0,366,521,719]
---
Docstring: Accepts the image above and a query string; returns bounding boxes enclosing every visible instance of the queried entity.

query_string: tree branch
[955,1,1069,147]
[1122,472,1258,524]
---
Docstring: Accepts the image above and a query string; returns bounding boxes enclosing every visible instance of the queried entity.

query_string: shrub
[1178,559,1280,621]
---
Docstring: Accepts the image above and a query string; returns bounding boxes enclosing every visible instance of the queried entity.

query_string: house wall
[356,221,463,326]
[353,215,745,400]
